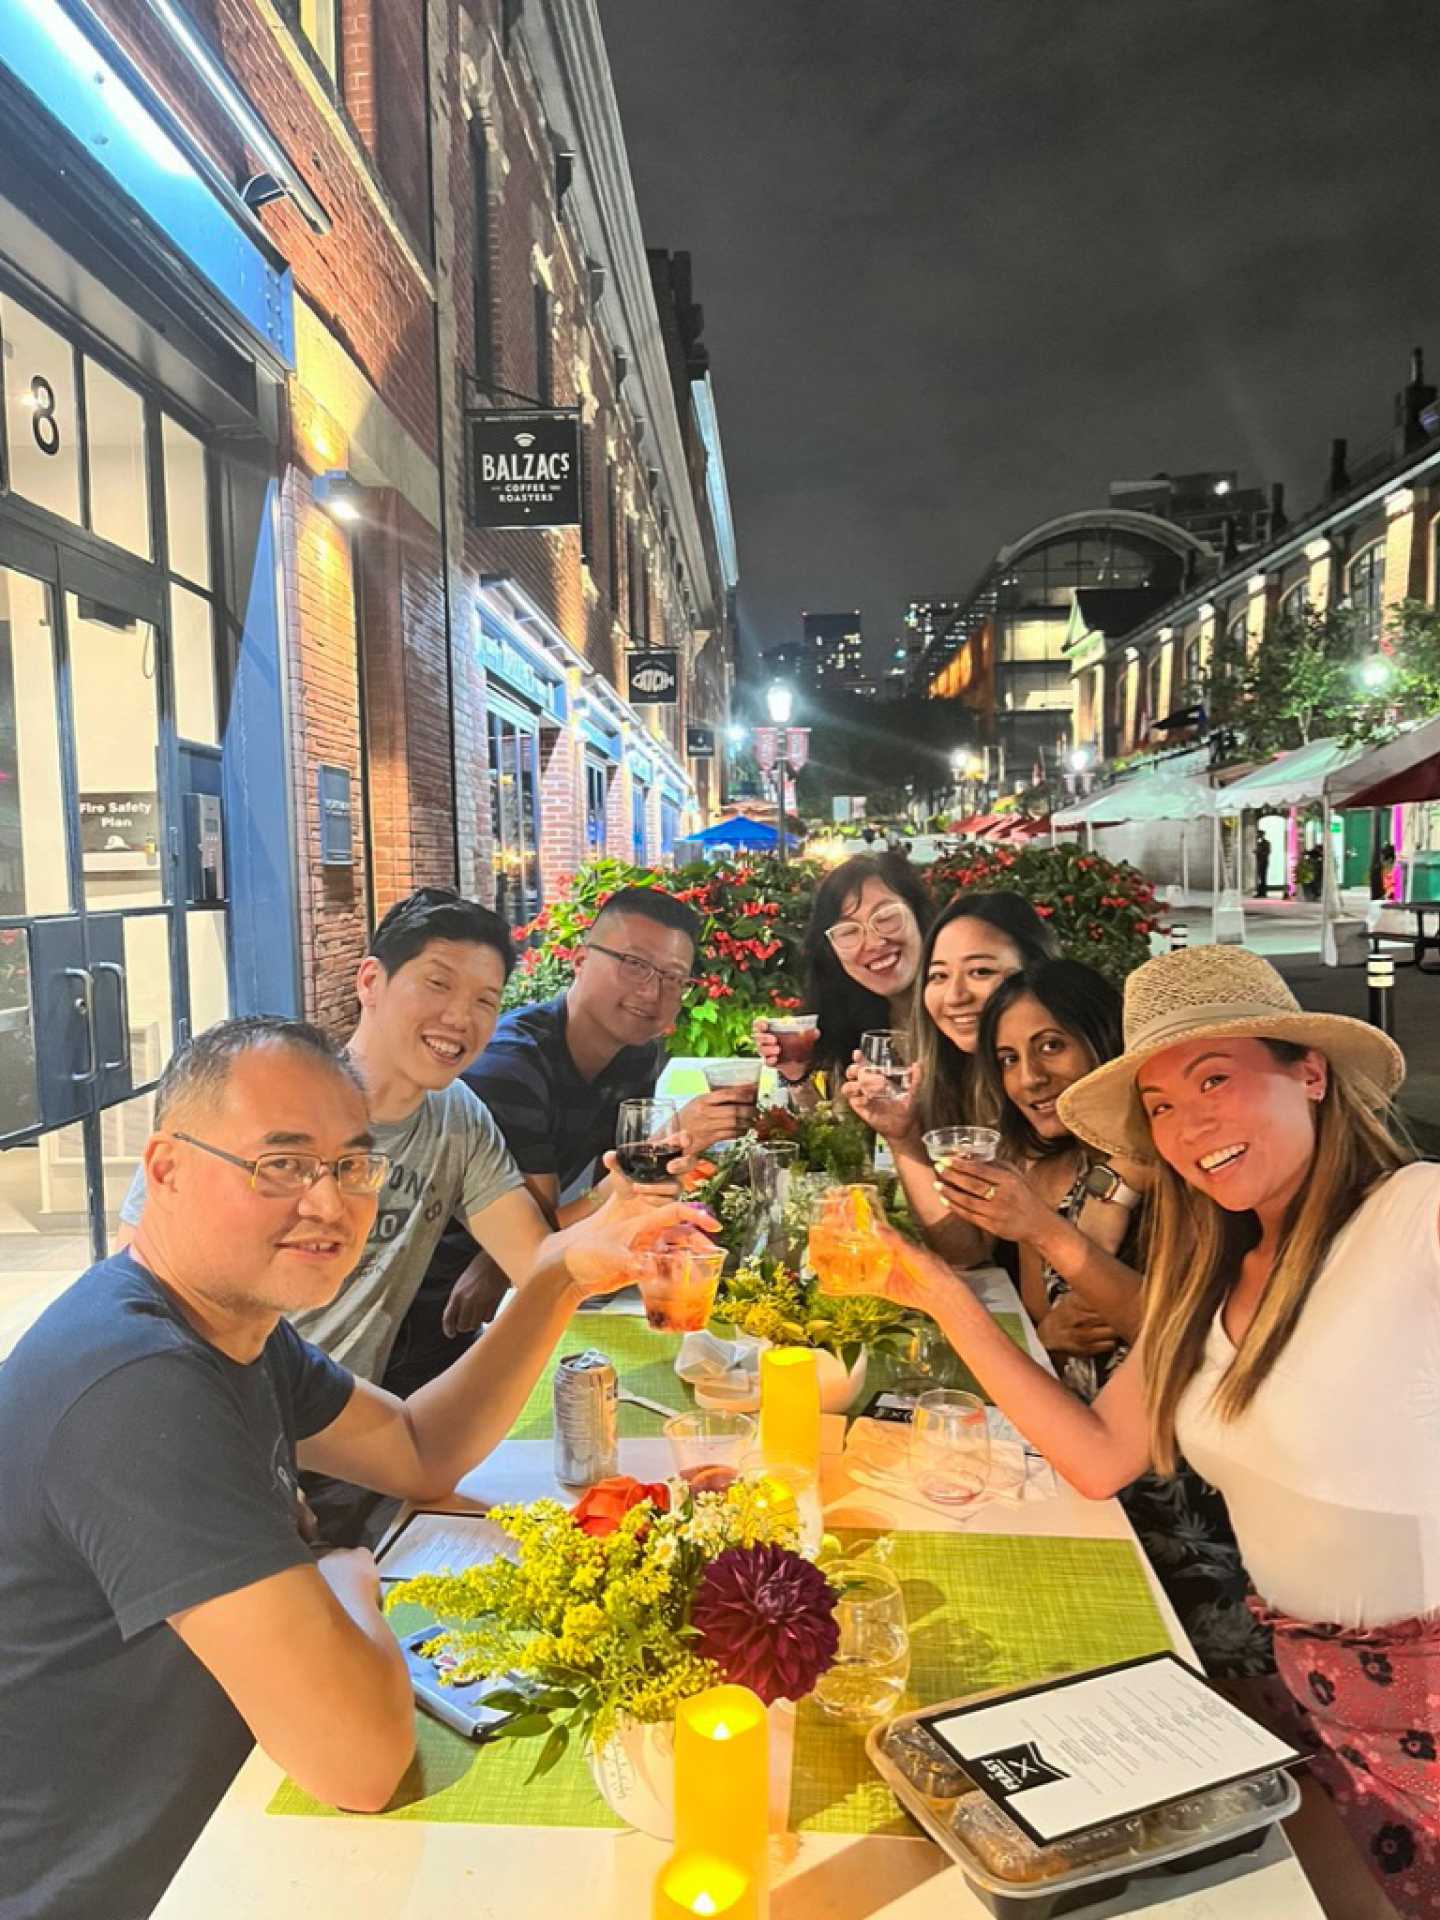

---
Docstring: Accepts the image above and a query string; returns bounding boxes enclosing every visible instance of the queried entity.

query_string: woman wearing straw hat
[883,944,1436,1913]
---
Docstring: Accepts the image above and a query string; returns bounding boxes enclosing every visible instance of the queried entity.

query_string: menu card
[375,1509,509,1582]
[920,1653,1302,1846]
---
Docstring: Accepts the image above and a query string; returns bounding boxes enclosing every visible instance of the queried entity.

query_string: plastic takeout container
[866,1690,1299,1919]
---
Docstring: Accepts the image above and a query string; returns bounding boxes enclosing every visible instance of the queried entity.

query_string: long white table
[154,1272,1323,1919]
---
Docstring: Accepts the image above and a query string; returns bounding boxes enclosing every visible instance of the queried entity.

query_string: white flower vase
[588,1717,676,1839]
[813,1345,869,1414]
[588,1700,797,1840]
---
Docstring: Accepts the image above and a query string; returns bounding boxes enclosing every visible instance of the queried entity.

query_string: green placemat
[789,1530,1174,1836]
[271,1531,1171,1833]
[867,1310,1027,1406]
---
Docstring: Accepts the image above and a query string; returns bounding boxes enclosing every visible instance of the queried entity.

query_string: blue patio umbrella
[678,814,799,852]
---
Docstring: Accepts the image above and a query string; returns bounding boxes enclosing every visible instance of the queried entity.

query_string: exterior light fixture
[725,724,746,746]
[766,682,793,726]
[1213,478,1233,496]
[313,471,364,524]
[1067,747,1093,774]
[1359,656,1394,692]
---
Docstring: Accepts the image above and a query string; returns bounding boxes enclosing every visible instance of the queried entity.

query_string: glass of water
[912,1388,991,1505]
[812,1559,911,1722]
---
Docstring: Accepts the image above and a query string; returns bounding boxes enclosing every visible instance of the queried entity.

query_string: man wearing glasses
[0,1015,711,1920]
[410,887,751,1375]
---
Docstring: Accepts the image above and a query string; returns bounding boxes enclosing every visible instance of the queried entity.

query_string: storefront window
[1278,578,1309,624]
[0,567,70,917]
[83,359,151,560]
[0,294,82,528]
[489,710,541,923]
[632,780,648,862]
[585,758,608,856]
[163,416,211,589]
[660,798,680,862]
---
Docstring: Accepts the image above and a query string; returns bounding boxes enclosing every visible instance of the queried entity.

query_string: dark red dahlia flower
[691,1543,839,1705]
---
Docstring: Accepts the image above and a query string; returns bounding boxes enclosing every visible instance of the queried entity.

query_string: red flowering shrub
[926,842,1159,985]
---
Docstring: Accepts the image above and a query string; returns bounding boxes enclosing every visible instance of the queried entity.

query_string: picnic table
[1373,899,1440,971]
[154,1270,1322,1919]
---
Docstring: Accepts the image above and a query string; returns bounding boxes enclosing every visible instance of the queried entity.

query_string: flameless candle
[652,1851,758,1920]
[674,1684,769,1889]
[759,1346,820,1475]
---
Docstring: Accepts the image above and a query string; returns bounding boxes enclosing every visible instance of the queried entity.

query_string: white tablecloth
[154,1271,1322,1919]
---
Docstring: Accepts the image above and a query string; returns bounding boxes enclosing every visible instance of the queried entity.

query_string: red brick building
[0,0,734,1284]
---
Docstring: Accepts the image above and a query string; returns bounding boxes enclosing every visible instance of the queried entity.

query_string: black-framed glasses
[585,942,697,997]
[173,1132,391,1198]
[824,899,914,959]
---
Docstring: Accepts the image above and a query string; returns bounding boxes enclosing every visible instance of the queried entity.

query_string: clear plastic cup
[923,1125,1001,1169]
[634,1248,727,1333]
[812,1560,911,1722]
[766,1014,819,1071]
[806,1185,890,1295]
[664,1410,757,1493]
[911,1388,991,1505]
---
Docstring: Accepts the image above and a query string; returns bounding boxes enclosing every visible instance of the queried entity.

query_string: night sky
[603,0,1440,680]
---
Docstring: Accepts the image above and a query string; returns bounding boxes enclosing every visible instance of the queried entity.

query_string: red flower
[571,1476,670,1537]
[1034,903,1054,918]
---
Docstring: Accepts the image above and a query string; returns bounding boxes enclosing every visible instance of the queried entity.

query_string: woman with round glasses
[754,852,930,1107]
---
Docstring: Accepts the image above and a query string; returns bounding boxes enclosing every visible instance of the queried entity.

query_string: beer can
[553,1348,619,1485]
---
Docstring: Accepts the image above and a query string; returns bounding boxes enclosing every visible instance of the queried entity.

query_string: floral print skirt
[1252,1600,1440,1914]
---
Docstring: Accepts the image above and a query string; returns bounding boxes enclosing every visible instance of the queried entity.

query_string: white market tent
[1052,749,1215,896]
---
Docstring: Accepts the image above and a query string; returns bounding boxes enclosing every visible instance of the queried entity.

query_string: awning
[1052,749,1214,829]
[1330,715,1440,809]
[1211,738,1362,816]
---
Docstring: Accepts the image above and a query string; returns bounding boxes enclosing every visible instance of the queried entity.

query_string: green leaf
[527,1723,571,1781]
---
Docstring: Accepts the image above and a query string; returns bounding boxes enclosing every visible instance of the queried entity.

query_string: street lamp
[1066,746,1093,775]
[767,682,795,863]
[1358,655,1394,693]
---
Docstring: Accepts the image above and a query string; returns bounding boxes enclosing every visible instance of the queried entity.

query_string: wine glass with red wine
[615,1097,683,1187]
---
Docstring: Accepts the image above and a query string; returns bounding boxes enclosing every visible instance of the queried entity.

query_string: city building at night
[0,0,735,1294]
[801,608,864,692]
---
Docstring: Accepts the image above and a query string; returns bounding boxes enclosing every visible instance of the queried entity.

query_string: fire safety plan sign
[466,409,582,529]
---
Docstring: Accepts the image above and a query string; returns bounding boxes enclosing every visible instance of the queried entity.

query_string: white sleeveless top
[1175,1161,1440,1629]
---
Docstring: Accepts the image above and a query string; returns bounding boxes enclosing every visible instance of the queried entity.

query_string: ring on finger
[985,1182,997,1200]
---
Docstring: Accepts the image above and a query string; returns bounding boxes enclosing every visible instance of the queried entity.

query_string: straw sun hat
[1056,944,1405,1162]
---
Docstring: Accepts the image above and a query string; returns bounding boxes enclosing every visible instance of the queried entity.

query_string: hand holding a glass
[805,1184,894,1296]
[613,1097,690,1194]
[841,1029,919,1138]
[753,1012,819,1085]
[933,1154,1061,1245]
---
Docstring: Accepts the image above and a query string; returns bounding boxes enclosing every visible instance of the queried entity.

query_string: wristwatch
[1082,1162,1143,1211]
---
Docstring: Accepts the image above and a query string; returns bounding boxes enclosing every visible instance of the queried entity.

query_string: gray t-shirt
[0,1250,353,1920]
[122,1081,523,1382]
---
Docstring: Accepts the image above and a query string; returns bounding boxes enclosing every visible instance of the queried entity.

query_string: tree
[1225,606,1360,755]
[1347,599,1440,744]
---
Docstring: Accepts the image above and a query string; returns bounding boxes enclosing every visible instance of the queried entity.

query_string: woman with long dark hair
[881,946,1434,1912]
[845,891,1058,1263]
[754,852,930,1106]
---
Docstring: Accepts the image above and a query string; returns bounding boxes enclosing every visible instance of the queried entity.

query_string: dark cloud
[603,0,1440,670]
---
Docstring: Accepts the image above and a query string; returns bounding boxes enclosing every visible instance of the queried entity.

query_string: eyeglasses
[825,899,914,959]
[172,1132,391,1198]
[586,942,696,997]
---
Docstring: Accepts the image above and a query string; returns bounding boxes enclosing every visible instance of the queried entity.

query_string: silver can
[553,1348,618,1486]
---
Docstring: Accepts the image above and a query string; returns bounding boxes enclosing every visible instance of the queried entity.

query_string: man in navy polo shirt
[394,888,748,1389]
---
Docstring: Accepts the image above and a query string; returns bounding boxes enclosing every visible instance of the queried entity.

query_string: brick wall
[357,490,457,913]
[538,719,583,899]
[281,468,368,1036]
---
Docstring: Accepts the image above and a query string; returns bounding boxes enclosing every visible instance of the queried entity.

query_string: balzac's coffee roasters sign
[466,409,581,530]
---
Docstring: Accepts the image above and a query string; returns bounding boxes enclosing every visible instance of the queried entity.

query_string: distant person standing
[1254,828,1272,899]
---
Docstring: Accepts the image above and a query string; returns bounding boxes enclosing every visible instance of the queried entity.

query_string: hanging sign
[752,726,779,772]
[627,650,679,705]
[466,409,581,530]
[685,725,716,759]
[785,727,810,775]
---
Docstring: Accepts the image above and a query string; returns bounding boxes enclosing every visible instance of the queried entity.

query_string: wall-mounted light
[313,470,365,524]
[241,171,286,211]
[1067,747,1093,774]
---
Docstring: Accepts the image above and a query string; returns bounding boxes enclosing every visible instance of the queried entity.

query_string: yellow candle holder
[759,1346,820,1475]
[674,1684,769,1889]
[653,1850,757,1919]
